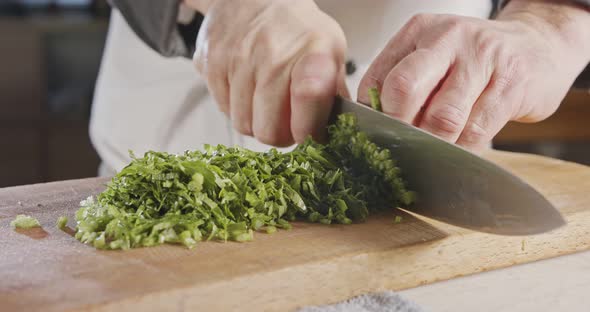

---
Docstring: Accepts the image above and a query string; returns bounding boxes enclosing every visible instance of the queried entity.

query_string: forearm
[498,0,590,88]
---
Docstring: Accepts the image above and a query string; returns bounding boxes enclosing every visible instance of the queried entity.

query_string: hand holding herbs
[75,113,414,250]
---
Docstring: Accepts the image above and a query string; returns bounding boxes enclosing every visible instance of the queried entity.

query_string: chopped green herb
[368,87,382,112]
[521,239,526,251]
[74,113,414,250]
[394,216,403,223]
[10,214,41,229]
[56,216,68,230]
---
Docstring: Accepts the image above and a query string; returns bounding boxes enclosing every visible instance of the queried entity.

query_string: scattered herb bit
[368,87,382,112]
[394,216,403,223]
[56,216,68,230]
[521,239,526,251]
[10,214,41,229]
[74,113,414,250]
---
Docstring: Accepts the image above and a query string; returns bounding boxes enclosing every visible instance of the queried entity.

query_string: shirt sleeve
[494,0,590,89]
[108,0,203,58]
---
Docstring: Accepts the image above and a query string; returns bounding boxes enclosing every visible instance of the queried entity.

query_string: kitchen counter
[403,250,590,311]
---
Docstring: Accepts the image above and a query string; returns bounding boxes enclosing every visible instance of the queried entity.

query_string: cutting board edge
[70,209,590,312]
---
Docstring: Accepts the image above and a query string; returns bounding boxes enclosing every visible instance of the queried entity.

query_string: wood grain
[1,151,589,312]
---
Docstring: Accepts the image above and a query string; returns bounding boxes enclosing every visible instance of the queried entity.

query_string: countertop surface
[403,250,590,312]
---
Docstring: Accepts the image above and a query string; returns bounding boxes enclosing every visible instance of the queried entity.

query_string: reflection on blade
[331,96,565,235]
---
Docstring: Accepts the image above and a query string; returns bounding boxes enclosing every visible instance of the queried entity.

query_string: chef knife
[331,96,566,235]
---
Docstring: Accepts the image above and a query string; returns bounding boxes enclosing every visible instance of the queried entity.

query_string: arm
[495,0,590,88]
[109,0,204,58]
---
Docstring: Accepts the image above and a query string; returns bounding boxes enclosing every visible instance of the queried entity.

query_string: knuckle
[407,13,432,29]
[447,69,469,90]
[475,31,501,61]
[495,55,527,90]
[360,64,385,89]
[494,75,513,91]
[385,73,416,102]
[444,16,464,31]
[257,29,282,61]
[504,54,527,79]
[230,38,252,74]
[292,78,329,102]
[439,18,465,40]
[425,105,467,136]
[461,121,490,145]
[233,47,250,69]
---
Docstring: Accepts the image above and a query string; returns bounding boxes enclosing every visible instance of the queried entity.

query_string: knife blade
[331,96,565,235]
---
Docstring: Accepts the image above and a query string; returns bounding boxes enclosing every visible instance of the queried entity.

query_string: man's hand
[358,0,590,152]
[192,0,347,146]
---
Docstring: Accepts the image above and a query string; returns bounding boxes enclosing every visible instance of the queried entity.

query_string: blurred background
[0,0,589,187]
[1,0,108,187]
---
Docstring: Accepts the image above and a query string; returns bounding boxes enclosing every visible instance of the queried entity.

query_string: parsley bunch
[75,113,414,250]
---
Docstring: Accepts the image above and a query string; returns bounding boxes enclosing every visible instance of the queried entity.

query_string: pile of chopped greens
[75,113,414,250]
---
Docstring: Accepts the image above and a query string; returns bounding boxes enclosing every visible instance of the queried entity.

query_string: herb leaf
[11,215,41,229]
[368,87,382,112]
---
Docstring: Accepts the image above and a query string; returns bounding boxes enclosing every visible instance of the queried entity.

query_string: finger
[379,48,452,123]
[419,61,489,142]
[357,14,430,104]
[229,64,255,136]
[456,72,523,151]
[290,53,340,144]
[194,41,230,115]
[207,72,231,116]
[252,67,294,147]
[193,52,230,117]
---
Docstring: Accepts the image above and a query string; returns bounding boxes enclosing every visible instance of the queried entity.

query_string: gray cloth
[297,291,425,312]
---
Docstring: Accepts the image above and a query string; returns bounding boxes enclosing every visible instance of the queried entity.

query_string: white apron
[91,0,491,175]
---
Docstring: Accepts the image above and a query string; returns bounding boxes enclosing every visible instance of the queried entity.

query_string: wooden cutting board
[1,151,589,312]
